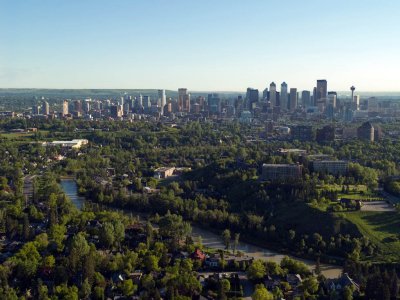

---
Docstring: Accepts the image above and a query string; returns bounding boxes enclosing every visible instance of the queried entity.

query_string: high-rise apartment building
[74,100,82,116]
[42,101,49,115]
[158,89,166,115]
[357,122,374,142]
[280,82,288,110]
[62,100,69,116]
[353,95,360,111]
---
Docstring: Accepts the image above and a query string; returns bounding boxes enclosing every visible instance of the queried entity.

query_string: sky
[1,0,400,92]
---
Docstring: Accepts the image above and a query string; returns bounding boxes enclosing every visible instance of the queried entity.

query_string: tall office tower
[124,94,131,106]
[289,88,298,111]
[83,99,91,113]
[93,100,101,111]
[138,94,143,107]
[327,92,337,108]
[246,88,259,110]
[313,87,317,106]
[178,88,190,112]
[158,89,166,115]
[110,105,123,119]
[262,87,269,101]
[128,97,135,112]
[74,100,82,115]
[368,97,379,112]
[353,95,360,111]
[196,96,205,111]
[142,96,151,111]
[316,80,328,103]
[301,91,311,108]
[269,82,277,107]
[119,96,124,108]
[32,105,40,115]
[208,93,221,114]
[280,82,288,110]
[62,100,69,116]
[42,101,50,115]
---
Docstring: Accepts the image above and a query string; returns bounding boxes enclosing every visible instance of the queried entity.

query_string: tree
[93,286,104,300]
[145,255,160,272]
[220,278,230,293]
[49,224,67,252]
[42,255,56,269]
[252,284,273,300]
[113,220,125,249]
[300,277,319,297]
[159,214,191,250]
[99,222,115,248]
[80,278,91,299]
[288,229,296,241]
[343,286,353,300]
[38,281,50,300]
[162,259,202,297]
[247,259,266,281]
[390,269,399,298]
[121,279,137,297]
[69,232,90,273]
[222,229,231,250]
[0,265,10,289]
[233,233,240,254]
[84,245,97,283]
[11,242,41,281]
[54,284,79,300]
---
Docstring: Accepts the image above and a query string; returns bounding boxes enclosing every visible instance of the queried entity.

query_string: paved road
[360,201,396,212]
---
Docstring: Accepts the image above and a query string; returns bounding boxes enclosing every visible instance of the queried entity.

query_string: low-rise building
[43,139,89,149]
[316,125,335,143]
[291,125,314,141]
[277,148,307,156]
[261,164,303,181]
[154,167,175,179]
[310,160,349,175]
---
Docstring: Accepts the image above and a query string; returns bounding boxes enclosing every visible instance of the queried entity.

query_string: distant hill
[0,88,243,99]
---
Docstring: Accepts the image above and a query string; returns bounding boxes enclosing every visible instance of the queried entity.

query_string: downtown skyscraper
[280,82,288,110]
[178,88,190,112]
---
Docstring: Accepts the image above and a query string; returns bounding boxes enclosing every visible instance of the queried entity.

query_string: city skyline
[1,0,400,91]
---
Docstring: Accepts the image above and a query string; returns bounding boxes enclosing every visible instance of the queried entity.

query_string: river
[60,179,342,278]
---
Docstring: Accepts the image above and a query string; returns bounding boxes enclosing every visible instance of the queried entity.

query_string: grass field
[0,132,35,139]
[318,184,383,201]
[340,211,400,262]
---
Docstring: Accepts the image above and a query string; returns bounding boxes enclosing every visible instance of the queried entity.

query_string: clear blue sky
[1,0,399,92]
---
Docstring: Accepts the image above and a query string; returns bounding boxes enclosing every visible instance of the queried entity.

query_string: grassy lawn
[339,211,400,262]
[0,132,35,139]
[318,184,382,201]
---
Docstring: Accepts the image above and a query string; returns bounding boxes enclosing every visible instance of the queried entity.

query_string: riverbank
[60,179,343,278]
